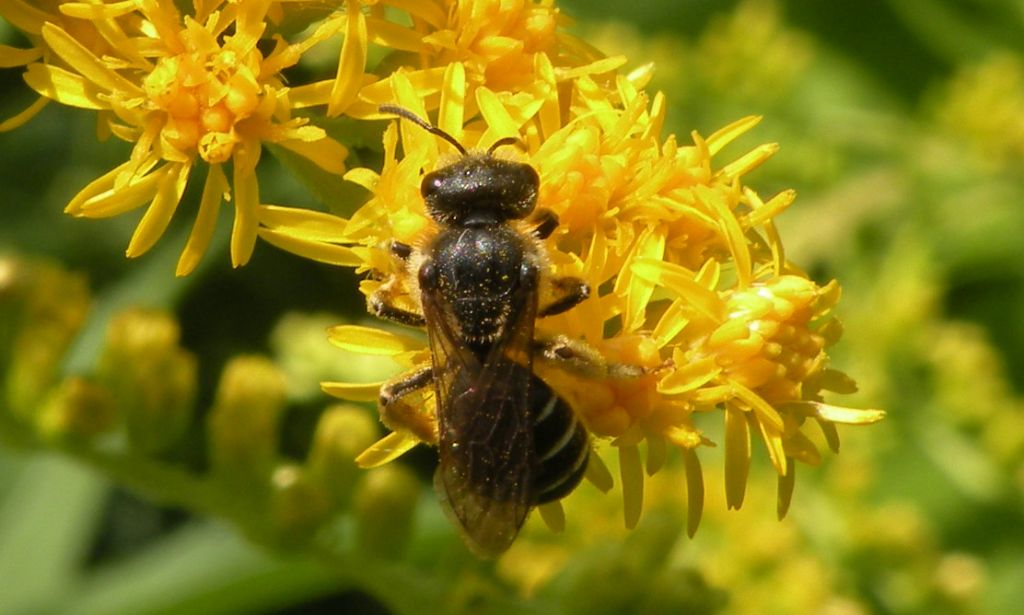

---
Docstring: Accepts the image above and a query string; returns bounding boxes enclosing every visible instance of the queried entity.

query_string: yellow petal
[631,258,723,322]
[230,0,270,55]
[0,0,50,34]
[813,402,886,425]
[645,435,667,475]
[719,143,780,181]
[126,161,191,258]
[290,79,333,109]
[328,0,366,116]
[696,184,752,288]
[777,460,795,520]
[438,62,466,142]
[724,405,750,510]
[41,22,141,95]
[74,163,171,218]
[476,86,519,146]
[355,431,420,468]
[0,44,41,67]
[745,188,796,227]
[555,55,628,81]
[258,227,363,267]
[357,67,447,108]
[326,325,423,356]
[321,381,384,402]
[783,429,822,466]
[644,90,666,141]
[65,160,131,214]
[276,136,348,175]
[59,0,136,19]
[706,116,762,156]
[681,447,704,537]
[366,16,428,52]
[651,299,690,348]
[390,73,438,160]
[657,357,721,395]
[617,225,667,332]
[343,167,379,192]
[23,63,106,109]
[729,379,785,432]
[584,450,614,493]
[537,501,565,533]
[755,418,788,477]
[177,163,228,276]
[0,95,48,132]
[384,0,446,28]
[817,419,841,453]
[618,443,644,529]
[230,140,261,267]
[258,205,349,242]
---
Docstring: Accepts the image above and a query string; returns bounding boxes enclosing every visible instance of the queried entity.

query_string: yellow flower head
[0,0,112,130]
[16,0,349,274]
[282,48,885,540]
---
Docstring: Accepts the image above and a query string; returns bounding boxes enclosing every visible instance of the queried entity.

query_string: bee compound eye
[421,172,443,198]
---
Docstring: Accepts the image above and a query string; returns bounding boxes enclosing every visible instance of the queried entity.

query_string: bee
[369,105,594,556]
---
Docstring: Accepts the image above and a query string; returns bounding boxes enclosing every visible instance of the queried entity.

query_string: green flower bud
[269,463,332,545]
[207,356,288,484]
[353,465,420,558]
[1,257,90,420]
[307,404,379,507]
[97,309,196,453]
[36,377,116,442]
[269,312,345,402]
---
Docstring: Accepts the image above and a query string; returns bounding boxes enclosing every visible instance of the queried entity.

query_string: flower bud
[207,356,287,484]
[307,404,379,507]
[97,309,196,453]
[0,256,90,420]
[269,463,331,545]
[36,377,116,442]
[353,465,419,558]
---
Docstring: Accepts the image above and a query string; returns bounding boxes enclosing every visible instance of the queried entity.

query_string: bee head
[421,155,539,227]
[379,104,539,227]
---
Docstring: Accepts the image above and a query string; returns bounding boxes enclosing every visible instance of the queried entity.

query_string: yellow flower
[0,0,108,130]
[267,51,883,541]
[290,0,617,121]
[16,0,350,274]
[936,52,1024,166]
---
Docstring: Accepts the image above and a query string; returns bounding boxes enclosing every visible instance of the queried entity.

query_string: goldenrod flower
[0,0,107,130]
[16,0,349,274]
[290,0,616,120]
[269,52,883,540]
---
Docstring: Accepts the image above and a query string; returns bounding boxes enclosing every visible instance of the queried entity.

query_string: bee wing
[422,267,539,557]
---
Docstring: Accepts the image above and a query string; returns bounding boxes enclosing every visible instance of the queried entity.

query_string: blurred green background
[2,0,1024,613]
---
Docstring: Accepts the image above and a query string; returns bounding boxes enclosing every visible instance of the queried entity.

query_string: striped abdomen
[530,374,589,504]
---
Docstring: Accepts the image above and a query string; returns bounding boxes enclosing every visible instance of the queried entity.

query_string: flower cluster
[2,0,883,542]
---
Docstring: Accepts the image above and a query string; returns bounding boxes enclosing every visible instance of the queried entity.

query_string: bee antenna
[379,104,467,156]
[487,136,522,156]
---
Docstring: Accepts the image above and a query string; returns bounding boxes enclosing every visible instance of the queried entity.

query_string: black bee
[370,105,593,556]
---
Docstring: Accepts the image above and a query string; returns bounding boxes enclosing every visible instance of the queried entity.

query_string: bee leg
[536,335,649,379]
[378,366,437,443]
[530,208,560,240]
[379,366,433,406]
[368,288,426,327]
[390,240,412,260]
[539,277,590,317]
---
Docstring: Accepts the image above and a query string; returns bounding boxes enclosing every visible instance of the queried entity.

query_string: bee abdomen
[531,384,589,505]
